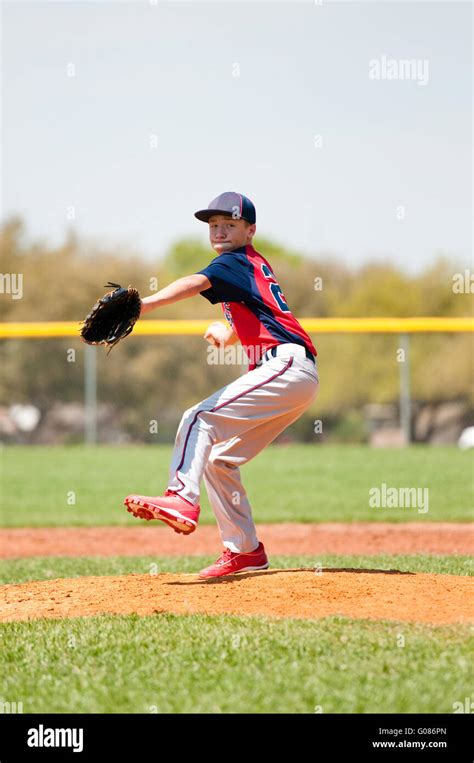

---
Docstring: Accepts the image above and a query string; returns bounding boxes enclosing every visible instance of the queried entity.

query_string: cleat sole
[124,498,196,534]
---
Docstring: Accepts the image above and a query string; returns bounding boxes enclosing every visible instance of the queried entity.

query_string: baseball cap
[194,191,256,224]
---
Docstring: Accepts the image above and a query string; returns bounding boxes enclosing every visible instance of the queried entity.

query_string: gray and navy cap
[194,191,256,224]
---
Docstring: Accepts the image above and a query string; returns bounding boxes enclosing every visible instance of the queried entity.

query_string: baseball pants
[166,344,319,553]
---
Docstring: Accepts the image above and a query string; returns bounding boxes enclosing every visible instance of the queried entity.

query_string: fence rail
[1,317,472,445]
[0,316,473,339]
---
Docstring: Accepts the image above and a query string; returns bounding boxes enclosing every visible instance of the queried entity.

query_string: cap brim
[194,209,237,223]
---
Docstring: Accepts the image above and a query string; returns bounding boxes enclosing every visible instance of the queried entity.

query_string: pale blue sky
[1,0,472,272]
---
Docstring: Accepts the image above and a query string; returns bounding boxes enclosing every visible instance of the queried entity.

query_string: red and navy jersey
[196,244,317,370]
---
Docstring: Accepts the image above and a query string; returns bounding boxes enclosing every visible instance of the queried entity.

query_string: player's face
[209,215,256,253]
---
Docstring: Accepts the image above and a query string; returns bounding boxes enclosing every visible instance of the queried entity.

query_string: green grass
[1,555,471,714]
[1,443,470,716]
[1,444,473,526]
[0,613,471,713]
[0,554,471,585]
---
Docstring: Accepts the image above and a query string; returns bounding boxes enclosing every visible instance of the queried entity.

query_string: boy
[124,192,319,579]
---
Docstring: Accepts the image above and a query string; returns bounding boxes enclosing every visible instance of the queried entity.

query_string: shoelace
[217,548,235,566]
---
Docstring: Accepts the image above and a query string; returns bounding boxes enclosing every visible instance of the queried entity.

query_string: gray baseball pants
[166,343,319,552]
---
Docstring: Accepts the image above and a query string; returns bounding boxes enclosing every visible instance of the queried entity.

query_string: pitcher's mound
[1,569,472,625]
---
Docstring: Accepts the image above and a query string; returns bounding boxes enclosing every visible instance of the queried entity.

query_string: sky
[1,0,472,273]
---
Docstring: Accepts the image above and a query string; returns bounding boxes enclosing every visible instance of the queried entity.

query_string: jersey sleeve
[196,254,249,304]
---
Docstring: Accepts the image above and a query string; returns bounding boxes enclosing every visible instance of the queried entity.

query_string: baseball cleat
[124,490,200,534]
[198,542,269,579]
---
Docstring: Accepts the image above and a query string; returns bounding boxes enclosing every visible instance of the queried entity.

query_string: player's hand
[204,322,230,348]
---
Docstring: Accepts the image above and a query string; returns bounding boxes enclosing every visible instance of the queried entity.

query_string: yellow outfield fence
[0,316,472,445]
[0,316,473,339]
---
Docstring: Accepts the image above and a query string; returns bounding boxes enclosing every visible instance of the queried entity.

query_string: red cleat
[198,542,269,579]
[124,490,200,535]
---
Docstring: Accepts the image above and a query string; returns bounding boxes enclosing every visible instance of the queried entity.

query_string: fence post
[84,344,97,444]
[399,332,411,444]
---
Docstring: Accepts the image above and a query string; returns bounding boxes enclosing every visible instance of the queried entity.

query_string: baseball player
[124,192,319,579]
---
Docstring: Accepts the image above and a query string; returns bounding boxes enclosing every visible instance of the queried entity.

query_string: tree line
[0,216,472,443]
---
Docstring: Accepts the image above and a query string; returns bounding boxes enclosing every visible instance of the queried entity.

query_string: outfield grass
[1,445,471,716]
[1,445,472,526]
[0,554,471,585]
[0,612,471,713]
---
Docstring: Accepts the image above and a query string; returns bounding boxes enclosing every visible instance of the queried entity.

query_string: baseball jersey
[196,244,317,371]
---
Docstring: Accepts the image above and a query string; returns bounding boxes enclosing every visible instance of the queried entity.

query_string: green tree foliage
[0,216,472,441]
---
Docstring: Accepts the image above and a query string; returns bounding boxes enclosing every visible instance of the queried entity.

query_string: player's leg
[203,444,258,554]
[166,354,318,506]
[125,354,318,534]
[203,400,314,554]
[198,395,318,578]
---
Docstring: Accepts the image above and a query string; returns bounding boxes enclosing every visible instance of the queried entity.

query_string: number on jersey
[261,264,290,312]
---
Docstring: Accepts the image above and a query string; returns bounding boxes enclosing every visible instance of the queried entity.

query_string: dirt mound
[1,523,472,558]
[1,569,472,625]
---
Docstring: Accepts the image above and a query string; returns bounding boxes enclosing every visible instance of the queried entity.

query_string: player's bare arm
[140,274,211,315]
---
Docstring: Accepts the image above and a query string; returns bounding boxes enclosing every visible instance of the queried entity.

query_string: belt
[258,343,315,366]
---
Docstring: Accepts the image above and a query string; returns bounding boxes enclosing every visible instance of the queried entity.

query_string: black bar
[0,713,471,760]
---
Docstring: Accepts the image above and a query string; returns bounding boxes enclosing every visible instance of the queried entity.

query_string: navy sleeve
[196,254,249,304]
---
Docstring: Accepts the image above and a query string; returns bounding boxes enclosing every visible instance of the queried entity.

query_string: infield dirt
[1,569,472,625]
[1,523,472,557]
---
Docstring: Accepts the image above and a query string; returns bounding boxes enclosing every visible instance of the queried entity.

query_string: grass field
[0,444,472,714]
[1,612,471,713]
[1,444,472,526]
[0,554,471,584]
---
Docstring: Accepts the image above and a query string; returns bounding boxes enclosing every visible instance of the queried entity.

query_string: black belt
[264,345,315,364]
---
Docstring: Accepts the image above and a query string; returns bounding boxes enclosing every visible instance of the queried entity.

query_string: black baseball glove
[80,282,142,352]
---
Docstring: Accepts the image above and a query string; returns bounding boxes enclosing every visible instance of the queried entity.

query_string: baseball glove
[80,282,142,352]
